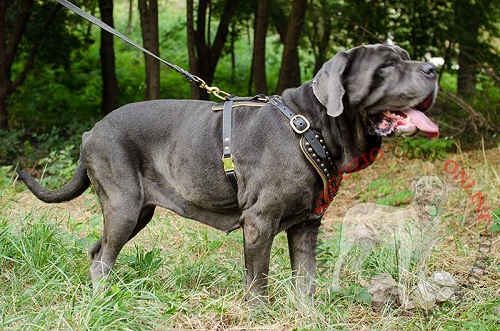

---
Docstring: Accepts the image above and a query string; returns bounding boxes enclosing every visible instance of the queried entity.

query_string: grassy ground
[0,141,498,330]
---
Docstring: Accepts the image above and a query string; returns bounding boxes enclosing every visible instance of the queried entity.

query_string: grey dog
[18,44,439,302]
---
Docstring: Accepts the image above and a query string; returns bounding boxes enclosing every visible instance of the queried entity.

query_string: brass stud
[315,135,319,139]
[308,148,313,152]
[321,163,325,167]
[305,142,310,147]
[312,154,317,158]
[320,139,324,144]
[316,159,321,163]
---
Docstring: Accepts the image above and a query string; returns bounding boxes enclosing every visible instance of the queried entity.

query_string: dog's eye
[380,63,395,69]
[433,183,443,190]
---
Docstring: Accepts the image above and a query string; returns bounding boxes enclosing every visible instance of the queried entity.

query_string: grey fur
[17,44,438,302]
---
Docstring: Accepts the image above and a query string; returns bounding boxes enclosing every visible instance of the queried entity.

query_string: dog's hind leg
[88,184,148,288]
[128,206,156,241]
[286,218,321,296]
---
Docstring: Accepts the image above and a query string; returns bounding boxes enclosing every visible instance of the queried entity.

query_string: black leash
[56,0,230,100]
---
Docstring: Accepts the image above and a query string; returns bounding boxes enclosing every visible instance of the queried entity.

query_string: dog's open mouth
[371,93,439,139]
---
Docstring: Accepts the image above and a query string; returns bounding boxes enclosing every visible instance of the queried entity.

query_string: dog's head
[410,175,449,218]
[312,44,439,139]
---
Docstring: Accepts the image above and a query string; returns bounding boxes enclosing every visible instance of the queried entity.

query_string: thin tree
[98,0,119,115]
[138,0,160,100]
[0,1,61,129]
[455,0,480,98]
[125,0,133,36]
[275,0,307,94]
[252,0,270,94]
[187,0,239,100]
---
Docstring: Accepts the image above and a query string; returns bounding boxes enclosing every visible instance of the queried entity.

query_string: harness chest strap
[299,132,342,215]
[216,95,269,194]
[222,99,238,194]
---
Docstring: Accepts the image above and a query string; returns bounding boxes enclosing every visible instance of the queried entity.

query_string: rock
[412,271,458,310]
[429,271,458,302]
[366,273,401,312]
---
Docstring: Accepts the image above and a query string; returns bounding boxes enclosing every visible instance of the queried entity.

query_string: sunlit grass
[1,143,499,330]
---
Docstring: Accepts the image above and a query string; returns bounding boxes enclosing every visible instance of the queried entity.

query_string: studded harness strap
[213,95,341,215]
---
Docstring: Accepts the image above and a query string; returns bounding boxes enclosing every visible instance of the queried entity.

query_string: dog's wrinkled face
[313,44,439,139]
[411,176,448,218]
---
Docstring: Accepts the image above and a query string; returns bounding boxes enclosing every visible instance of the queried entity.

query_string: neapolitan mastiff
[18,44,439,301]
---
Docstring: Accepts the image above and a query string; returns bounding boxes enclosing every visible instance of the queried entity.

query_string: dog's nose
[421,63,436,78]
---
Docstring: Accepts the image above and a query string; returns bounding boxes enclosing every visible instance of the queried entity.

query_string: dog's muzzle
[370,91,439,139]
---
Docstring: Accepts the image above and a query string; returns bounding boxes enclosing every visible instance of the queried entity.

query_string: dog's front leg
[286,218,321,296]
[241,210,278,303]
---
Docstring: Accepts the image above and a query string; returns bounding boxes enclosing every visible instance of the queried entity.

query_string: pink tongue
[401,108,439,139]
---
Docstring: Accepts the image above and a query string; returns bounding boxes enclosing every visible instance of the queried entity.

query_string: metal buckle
[290,115,310,134]
[222,156,235,172]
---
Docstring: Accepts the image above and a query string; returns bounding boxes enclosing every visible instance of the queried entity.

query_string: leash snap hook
[197,77,230,101]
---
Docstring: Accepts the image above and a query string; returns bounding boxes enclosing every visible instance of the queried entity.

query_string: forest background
[0,0,499,168]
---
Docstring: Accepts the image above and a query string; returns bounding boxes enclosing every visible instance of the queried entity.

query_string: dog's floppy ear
[312,52,349,117]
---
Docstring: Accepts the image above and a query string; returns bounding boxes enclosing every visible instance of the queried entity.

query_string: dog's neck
[282,82,382,172]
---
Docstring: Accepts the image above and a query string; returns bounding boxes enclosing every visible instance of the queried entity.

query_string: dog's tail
[17,159,91,203]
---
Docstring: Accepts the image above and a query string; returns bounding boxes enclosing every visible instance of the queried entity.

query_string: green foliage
[490,208,500,233]
[0,165,15,190]
[0,129,25,163]
[37,144,77,189]
[358,177,413,206]
[396,137,456,161]
[335,285,372,305]
[4,0,499,150]
[126,246,163,277]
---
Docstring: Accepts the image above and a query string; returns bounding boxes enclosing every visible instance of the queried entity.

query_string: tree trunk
[455,0,479,98]
[0,0,11,129]
[125,0,133,36]
[0,85,9,129]
[0,0,32,129]
[275,0,307,94]
[98,0,119,115]
[252,0,270,95]
[307,0,333,74]
[187,0,200,99]
[188,0,239,100]
[138,0,160,100]
[0,0,60,129]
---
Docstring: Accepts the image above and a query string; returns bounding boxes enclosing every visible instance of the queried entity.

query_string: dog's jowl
[18,44,439,302]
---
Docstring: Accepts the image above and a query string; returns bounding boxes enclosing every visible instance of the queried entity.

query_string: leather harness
[212,95,341,216]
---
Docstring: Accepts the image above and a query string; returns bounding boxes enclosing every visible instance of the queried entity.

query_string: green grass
[1,143,499,330]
